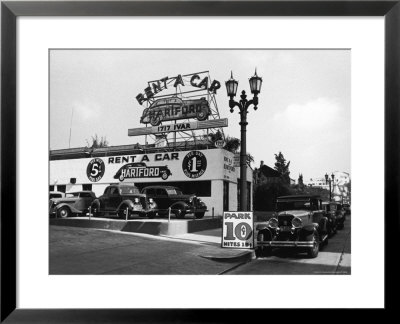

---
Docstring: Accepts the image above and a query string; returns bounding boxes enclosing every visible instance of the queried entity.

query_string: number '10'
[224,222,252,241]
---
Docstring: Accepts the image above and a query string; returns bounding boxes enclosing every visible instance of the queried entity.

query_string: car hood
[277,210,309,218]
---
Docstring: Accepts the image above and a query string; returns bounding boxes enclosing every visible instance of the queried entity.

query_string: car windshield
[119,187,140,195]
[166,188,182,195]
[276,200,310,211]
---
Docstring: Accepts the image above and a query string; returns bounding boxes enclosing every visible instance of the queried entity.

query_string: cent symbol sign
[182,151,207,179]
[222,212,254,249]
[86,158,105,182]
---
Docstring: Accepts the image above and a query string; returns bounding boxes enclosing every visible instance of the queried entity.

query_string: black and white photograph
[49,49,351,275]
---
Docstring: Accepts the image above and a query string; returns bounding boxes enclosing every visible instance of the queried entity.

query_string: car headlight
[134,198,140,204]
[149,198,154,203]
[291,217,302,228]
[268,218,279,229]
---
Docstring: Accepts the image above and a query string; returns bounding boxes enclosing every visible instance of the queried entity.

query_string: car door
[108,187,122,211]
[155,188,169,211]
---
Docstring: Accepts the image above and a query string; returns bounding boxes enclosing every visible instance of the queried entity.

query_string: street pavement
[49,226,250,275]
[49,214,350,275]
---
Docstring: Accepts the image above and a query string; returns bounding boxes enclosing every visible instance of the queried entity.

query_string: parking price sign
[222,212,254,249]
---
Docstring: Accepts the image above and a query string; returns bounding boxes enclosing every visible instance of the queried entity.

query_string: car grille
[278,215,294,227]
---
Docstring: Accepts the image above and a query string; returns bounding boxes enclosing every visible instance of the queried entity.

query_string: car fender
[54,203,82,214]
[91,199,101,210]
[117,199,135,211]
[255,224,269,231]
[299,224,319,236]
[170,201,188,212]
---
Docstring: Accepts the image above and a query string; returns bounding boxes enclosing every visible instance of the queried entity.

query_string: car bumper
[257,240,315,248]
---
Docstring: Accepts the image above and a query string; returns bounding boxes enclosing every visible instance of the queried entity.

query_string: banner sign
[222,212,254,249]
[50,148,237,185]
[136,72,221,105]
[128,118,228,137]
[113,162,172,181]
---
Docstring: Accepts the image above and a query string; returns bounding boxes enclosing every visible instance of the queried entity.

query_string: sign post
[222,211,254,249]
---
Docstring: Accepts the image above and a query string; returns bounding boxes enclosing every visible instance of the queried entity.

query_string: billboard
[50,149,237,185]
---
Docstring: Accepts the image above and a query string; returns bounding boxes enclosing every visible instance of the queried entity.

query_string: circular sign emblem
[182,151,207,179]
[86,158,105,182]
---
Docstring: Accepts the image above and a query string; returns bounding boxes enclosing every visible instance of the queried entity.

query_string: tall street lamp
[225,70,262,211]
[325,173,335,201]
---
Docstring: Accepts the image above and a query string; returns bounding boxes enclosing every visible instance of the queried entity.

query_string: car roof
[277,195,321,200]
[66,191,94,194]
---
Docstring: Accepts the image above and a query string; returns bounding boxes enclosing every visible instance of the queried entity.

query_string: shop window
[82,184,92,191]
[49,185,55,191]
[57,185,66,193]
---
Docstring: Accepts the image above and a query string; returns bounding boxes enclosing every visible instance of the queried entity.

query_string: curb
[198,250,255,263]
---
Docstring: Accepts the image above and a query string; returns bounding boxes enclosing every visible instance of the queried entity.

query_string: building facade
[49,146,253,216]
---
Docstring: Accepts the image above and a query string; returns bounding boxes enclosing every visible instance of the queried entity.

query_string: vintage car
[256,195,329,258]
[49,191,96,218]
[90,184,155,219]
[141,185,207,219]
[113,162,171,182]
[322,201,338,237]
[140,97,210,126]
[342,203,351,216]
[329,202,346,229]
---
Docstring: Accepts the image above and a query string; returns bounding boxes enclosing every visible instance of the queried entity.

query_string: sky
[50,49,350,181]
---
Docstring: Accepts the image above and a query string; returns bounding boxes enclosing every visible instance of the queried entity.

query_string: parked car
[49,191,96,218]
[322,201,338,237]
[140,97,210,126]
[256,195,329,258]
[342,203,351,216]
[90,184,155,219]
[49,191,65,199]
[329,202,346,229]
[141,185,207,219]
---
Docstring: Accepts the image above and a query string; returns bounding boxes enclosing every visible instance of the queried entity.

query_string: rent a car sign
[222,212,254,249]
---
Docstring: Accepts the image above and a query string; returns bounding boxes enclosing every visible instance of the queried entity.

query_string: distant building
[304,171,351,203]
[253,161,282,185]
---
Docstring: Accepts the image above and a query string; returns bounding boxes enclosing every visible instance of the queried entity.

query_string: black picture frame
[1,0,398,322]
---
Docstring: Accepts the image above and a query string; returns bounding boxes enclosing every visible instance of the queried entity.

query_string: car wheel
[174,209,185,219]
[57,206,71,218]
[195,212,205,219]
[118,206,130,220]
[196,108,208,121]
[306,232,320,258]
[256,233,272,257]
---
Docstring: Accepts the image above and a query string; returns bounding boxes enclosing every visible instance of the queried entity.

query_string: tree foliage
[274,151,291,184]
[254,181,293,211]
[86,134,109,149]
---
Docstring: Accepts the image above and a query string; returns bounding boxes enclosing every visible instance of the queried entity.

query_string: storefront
[49,147,253,216]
